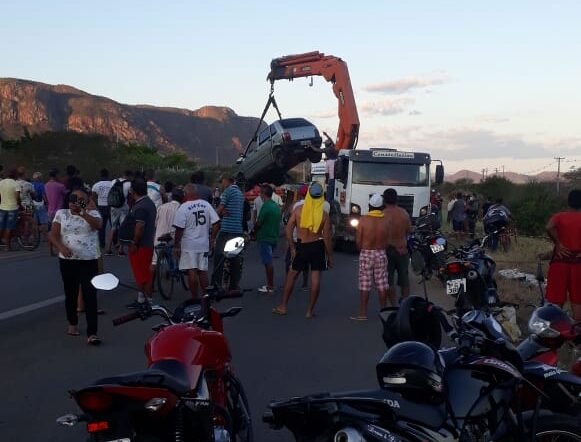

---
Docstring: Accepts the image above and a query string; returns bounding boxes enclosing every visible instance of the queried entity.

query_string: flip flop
[305,312,317,319]
[67,330,80,336]
[87,335,102,346]
[272,307,287,316]
[349,316,368,321]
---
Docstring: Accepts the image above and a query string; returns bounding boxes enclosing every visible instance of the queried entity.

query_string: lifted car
[236,118,322,187]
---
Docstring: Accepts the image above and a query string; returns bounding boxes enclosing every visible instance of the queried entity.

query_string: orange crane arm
[267,51,360,151]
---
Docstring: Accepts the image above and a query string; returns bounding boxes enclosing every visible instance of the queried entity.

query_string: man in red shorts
[351,193,389,320]
[126,178,157,305]
[546,189,581,321]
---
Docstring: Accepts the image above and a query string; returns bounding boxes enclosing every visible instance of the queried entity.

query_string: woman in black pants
[49,189,103,345]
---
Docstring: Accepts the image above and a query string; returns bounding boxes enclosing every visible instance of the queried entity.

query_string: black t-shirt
[132,196,157,248]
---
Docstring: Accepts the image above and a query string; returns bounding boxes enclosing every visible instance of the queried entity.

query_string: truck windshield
[352,162,428,187]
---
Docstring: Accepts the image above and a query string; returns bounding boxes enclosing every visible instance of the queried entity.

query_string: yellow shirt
[0,178,20,211]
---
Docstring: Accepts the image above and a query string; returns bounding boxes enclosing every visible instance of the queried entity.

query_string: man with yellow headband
[351,193,389,320]
[273,182,332,318]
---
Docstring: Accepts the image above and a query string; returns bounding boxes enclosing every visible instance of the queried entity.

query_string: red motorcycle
[517,259,581,374]
[57,237,253,442]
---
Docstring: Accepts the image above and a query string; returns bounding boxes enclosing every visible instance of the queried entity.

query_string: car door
[242,126,272,178]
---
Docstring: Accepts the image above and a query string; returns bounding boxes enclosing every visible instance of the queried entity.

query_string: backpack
[107,180,127,208]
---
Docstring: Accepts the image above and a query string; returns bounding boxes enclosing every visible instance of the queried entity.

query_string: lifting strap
[242,83,283,156]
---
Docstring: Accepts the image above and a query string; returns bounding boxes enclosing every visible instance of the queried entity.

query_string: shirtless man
[383,188,412,304]
[273,182,333,318]
[351,193,389,320]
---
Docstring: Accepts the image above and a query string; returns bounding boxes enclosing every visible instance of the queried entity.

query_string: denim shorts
[258,241,275,265]
[34,206,49,225]
[0,209,18,230]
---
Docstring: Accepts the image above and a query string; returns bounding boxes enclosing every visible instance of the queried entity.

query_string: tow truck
[239,51,443,246]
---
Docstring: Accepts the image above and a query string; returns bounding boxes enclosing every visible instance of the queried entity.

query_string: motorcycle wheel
[227,375,253,442]
[533,415,581,441]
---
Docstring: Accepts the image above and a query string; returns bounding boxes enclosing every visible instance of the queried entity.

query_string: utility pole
[481,168,485,182]
[502,165,505,179]
[555,156,565,195]
[495,167,498,175]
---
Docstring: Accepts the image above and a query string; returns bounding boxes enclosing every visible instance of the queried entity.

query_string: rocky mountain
[446,169,559,184]
[0,78,262,164]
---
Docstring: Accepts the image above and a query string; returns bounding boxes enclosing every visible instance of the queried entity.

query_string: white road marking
[0,296,64,321]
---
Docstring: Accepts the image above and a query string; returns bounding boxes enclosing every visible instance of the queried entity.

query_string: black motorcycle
[408,213,447,281]
[441,237,500,317]
[264,298,581,441]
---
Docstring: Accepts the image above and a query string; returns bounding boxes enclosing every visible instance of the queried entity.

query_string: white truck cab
[330,148,443,245]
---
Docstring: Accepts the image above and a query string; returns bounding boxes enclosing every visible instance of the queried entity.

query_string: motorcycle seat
[93,360,192,395]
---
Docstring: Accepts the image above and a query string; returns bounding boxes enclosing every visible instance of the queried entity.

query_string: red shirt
[550,211,581,251]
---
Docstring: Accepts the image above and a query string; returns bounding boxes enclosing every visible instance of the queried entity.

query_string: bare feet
[305,311,316,319]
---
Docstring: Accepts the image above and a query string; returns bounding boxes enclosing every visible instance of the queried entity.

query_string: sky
[2,0,581,174]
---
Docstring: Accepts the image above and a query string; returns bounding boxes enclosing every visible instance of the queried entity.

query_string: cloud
[363,74,450,95]
[309,110,336,119]
[360,126,579,162]
[360,97,415,116]
[408,110,422,116]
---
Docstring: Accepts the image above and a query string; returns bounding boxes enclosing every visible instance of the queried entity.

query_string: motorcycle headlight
[350,204,361,215]
[350,218,359,228]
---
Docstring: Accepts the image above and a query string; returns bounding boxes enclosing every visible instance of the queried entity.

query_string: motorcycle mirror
[224,236,245,258]
[91,273,120,291]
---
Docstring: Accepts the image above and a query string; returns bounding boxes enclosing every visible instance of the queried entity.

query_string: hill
[0,78,262,164]
[446,169,559,184]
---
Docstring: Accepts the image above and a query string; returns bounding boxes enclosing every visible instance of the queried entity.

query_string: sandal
[66,330,80,336]
[87,335,102,346]
[349,316,368,321]
[272,307,287,316]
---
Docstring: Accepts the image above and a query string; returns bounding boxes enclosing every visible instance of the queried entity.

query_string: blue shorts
[258,241,275,265]
[35,206,49,225]
[0,209,18,231]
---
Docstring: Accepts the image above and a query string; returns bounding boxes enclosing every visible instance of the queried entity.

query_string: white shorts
[179,251,209,271]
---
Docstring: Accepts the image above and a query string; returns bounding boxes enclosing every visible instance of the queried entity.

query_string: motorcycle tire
[531,415,581,441]
[227,375,254,442]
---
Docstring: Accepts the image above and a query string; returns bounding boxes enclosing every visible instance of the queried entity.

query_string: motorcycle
[517,258,581,373]
[408,212,447,281]
[57,236,253,442]
[264,297,581,441]
[441,236,500,317]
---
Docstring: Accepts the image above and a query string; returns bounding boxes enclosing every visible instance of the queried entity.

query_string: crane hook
[309,76,314,87]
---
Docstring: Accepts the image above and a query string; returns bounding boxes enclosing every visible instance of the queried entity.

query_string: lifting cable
[242,82,283,156]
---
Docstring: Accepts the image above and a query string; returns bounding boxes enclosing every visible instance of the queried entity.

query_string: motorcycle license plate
[430,244,445,253]
[446,278,466,295]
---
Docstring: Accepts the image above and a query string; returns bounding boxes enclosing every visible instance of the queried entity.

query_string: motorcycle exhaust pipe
[334,427,366,442]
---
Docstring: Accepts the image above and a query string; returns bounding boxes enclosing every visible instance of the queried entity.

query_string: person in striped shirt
[214,175,244,291]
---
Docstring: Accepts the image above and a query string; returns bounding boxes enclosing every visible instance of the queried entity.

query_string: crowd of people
[2,162,580,346]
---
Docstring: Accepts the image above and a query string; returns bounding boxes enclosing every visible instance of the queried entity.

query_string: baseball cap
[309,182,323,199]
[369,193,384,208]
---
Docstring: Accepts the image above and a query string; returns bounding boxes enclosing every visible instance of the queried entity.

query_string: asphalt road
[0,242,447,442]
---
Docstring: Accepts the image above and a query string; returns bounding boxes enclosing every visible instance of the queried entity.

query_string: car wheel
[308,150,322,163]
[273,147,286,168]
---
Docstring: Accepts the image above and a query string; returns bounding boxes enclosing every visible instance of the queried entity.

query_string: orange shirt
[550,211,581,251]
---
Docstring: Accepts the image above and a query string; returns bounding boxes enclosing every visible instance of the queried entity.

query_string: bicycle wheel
[156,252,174,300]
[16,217,40,251]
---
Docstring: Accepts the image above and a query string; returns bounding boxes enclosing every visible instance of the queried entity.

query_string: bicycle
[154,235,189,300]
[13,209,40,251]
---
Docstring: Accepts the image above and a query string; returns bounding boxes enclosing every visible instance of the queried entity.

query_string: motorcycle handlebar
[112,311,141,326]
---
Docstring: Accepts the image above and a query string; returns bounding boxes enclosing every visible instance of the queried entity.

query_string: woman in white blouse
[49,189,103,345]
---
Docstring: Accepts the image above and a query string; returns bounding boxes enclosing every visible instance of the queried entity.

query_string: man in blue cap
[273,182,333,318]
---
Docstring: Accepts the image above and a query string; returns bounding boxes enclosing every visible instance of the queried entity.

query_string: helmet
[528,304,573,348]
[376,341,445,403]
[380,296,442,349]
